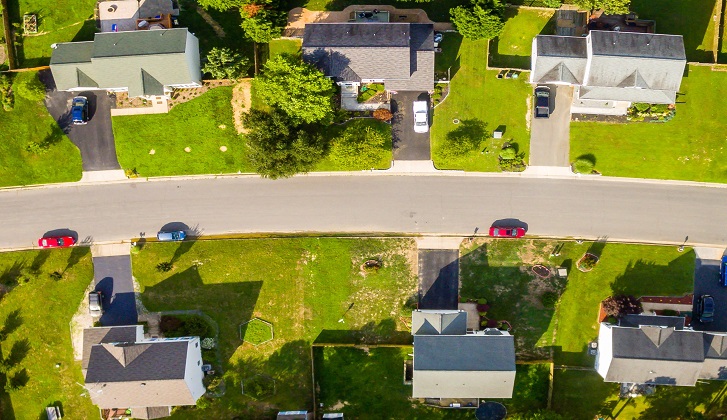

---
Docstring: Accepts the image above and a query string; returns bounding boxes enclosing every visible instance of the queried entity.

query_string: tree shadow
[575,153,597,166]
[0,261,27,288]
[5,339,30,367]
[446,118,488,150]
[610,251,696,296]
[314,318,411,345]
[29,250,51,274]
[435,33,462,81]
[0,310,23,340]
[7,368,29,390]
[170,240,196,266]
[586,236,608,259]
[638,379,726,419]
[64,246,90,274]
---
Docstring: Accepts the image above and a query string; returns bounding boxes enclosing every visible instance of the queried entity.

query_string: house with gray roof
[531,31,686,115]
[302,22,434,94]
[411,310,516,399]
[50,28,201,98]
[596,315,727,386]
[82,326,205,418]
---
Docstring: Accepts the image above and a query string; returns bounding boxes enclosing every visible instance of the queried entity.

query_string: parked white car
[413,101,429,133]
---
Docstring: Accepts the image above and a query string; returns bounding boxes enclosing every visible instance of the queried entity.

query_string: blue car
[721,255,727,287]
[157,230,186,242]
[71,96,89,125]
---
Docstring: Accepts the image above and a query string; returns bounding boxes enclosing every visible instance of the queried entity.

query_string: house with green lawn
[50,28,201,98]
[531,31,686,115]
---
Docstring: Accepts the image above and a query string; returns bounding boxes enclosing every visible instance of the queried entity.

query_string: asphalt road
[2,176,727,249]
[93,255,138,326]
[418,250,459,309]
[392,92,431,160]
[44,84,121,171]
[529,85,573,167]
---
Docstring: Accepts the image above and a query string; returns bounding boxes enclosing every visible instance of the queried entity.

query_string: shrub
[201,337,217,349]
[156,261,173,272]
[13,73,46,101]
[372,108,393,122]
[202,47,251,80]
[650,104,668,114]
[328,122,389,169]
[25,141,48,155]
[499,146,516,160]
[633,103,651,113]
[572,158,594,174]
[477,298,488,305]
[541,291,558,309]
[49,271,63,281]
[602,295,642,318]
[160,315,183,333]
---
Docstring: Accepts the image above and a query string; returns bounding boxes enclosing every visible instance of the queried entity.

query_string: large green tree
[253,54,335,124]
[202,47,251,80]
[451,0,506,40]
[574,0,631,14]
[197,0,244,11]
[241,8,285,43]
[243,109,326,178]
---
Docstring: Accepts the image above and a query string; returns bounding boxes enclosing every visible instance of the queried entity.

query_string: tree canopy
[574,0,631,14]
[202,47,251,80]
[243,108,326,178]
[196,0,244,11]
[252,54,335,124]
[241,8,285,43]
[450,0,506,40]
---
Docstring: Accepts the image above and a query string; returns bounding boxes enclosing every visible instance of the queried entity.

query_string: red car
[489,226,526,238]
[38,236,76,248]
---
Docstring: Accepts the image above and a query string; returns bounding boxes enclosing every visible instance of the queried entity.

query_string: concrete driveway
[529,85,573,167]
[692,250,727,331]
[93,255,137,326]
[41,72,120,171]
[392,91,431,161]
[418,250,459,309]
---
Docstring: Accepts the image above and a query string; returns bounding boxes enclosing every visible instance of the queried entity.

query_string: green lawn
[113,87,253,177]
[267,39,302,58]
[460,239,695,366]
[431,39,532,171]
[552,369,727,419]
[632,0,719,63]
[570,66,727,182]
[315,119,393,171]
[489,8,554,70]
[0,247,98,419]
[0,73,82,187]
[132,238,417,417]
[10,0,97,66]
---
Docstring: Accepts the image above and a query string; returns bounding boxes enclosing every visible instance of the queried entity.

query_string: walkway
[528,85,573,167]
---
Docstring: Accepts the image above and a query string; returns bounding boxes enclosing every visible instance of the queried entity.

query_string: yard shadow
[446,118,488,150]
[6,338,31,367]
[586,236,608,259]
[435,33,462,81]
[0,261,27,289]
[30,250,51,274]
[488,8,555,70]
[0,310,23,340]
[64,246,89,274]
[610,251,695,296]
[551,368,620,418]
[638,380,727,419]
[314,318,411,345]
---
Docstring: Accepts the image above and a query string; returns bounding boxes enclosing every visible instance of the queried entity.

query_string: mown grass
[267,39,302,58]
[132,238,417,417]
[489,8,554,69]
[570,66,727,182]
[431,39,531,171]
[315,119,393,171]
[113,87,253,177]
[0,72,82,187]
[0,247,97,419]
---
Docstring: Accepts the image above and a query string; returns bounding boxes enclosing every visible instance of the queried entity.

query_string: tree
[241,9,285,43]
[202,47,251,80]
[574,0,631,14]
[253,54,335,124]
[243,108,326,178]
[451,0,505,40]
[602,295,642,318]
[197,0,244,11]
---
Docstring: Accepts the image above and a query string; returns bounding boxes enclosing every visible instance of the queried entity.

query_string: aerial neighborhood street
[2,0,727,418]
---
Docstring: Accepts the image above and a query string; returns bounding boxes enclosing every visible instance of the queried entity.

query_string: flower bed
[576,253,600,272]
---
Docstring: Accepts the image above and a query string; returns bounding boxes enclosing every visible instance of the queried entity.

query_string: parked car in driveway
[71,96,89,125]
[38,235,76,248]
[720,255,727,287]
[157,230,186,241]
[89,291,104,317]
[489,226,526,238]
[699,295,715,323]
[534,86,550,119]
[413,101,429,133]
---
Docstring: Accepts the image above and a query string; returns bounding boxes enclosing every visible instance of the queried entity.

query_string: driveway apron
[529,85,573,167]
[93,255,138,326]
[392,91,432,161]
[692,254,727,332]
[418,249,459,309]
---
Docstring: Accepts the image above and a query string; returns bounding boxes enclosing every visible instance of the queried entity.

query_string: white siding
[184,337,206,402]
[595,323,613,379]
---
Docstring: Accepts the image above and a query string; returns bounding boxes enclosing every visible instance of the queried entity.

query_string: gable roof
[531,36,587,85]
[82,326,141,369]
[50,28,200,97]
[412,310,467,335]
[590,31,686,60]
[302,23,434,92]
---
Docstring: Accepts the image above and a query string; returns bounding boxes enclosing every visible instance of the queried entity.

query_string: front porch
[339,82,391,112]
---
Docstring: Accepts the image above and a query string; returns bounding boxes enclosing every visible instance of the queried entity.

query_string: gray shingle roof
[531,36,587,85]
[412,310,467,335]
[92,28,188,58]
[303,23,434,92]
[536,35,588,57]
[612,326,704,362]
[82,326,141,369]
[590,31,686,60]
[414,334,516,371]
[619,314,686,329]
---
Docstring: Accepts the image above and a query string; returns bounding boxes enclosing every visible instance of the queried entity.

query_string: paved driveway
[529,85,573,167]
[392,91,431,161]
[41,72,120,171]
[93,255,137,326]
[692,256,727,331]
[418,250,459,309]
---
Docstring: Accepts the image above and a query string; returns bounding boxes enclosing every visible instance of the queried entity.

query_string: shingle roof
[92,29,188,58]
[531,36,587,85]
[612,326,704,362]
[590,31,686,60]
[303,23,410,48]
[412,310,467,335]
[414,333,516,371]
[536,35,588,57]
[619,314,685,329]
[82,326,141,369]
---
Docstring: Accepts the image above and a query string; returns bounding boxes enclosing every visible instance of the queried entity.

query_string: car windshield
[57,238,64,246]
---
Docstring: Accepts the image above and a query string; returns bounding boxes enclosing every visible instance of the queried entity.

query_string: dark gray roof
[303,23,410,48]
[536,35,587,57]
[612,326,704,362]
[85,341,189,383]
[414,334,515,372]
[412,310,467,335]
[704,333,727,360]
[93,29,188,58]
[619,314,686,330]
[590,31,686,60]
[82,326,140,369]
[410,23,435,51]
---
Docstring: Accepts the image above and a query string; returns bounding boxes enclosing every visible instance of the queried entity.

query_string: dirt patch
[232,79,252,134]
[70,282,97,360]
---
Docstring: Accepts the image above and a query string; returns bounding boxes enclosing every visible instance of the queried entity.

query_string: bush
[650,104,668,114]
[160,315,183,333]
[13,73,46,101]
[161,315,212,337]
[328,122,389,169]
[499,146,516,160]
[572,158,594,174]
[25,141,49,155]
[633,103,651,113]
[156,261,173,272]
[372,108,393,122]
[201,337,216,349]
[202,47,250,80]
[49,271,63,281]
[541,291,558,309]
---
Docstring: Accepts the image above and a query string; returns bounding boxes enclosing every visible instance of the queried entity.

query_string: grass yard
[267,39,302,59]
[132,238,417,417]
[489,8,554,70]
[0,73,82,187]
[315,119,393,171]
[460,239,695,366]
[632,0,719,63]
[552,369,727,419]
[571,66,727,182]
[431,39,532,171]
[0,247,98,419]
[113,87,253,177]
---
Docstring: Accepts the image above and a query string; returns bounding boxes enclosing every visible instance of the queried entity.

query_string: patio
[340,83,391,111]
[588,12,655,34]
